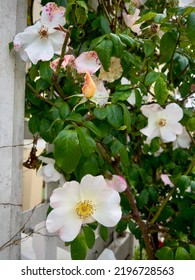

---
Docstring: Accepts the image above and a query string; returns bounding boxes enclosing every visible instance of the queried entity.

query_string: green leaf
[39,119,53,143]
[175,247,190,260]
[155,246,174,260]
[189,244,195,260]
[99,225,108,242]
[106,104,123,128]
[39,61,53,82]
[95,39,113,71]
[187,12,195,45]
[76,127,96,156]
[28,115,40,134]
[77,157,99,178]
[109,33,126,57]
[83,121,102,138]
[100,15,111,34]
[137,189,150,209]
[90,35,107,50]
[36,78,49,92]
[119,103,131,133]
[136,12,157,23]
[83,226,95,249]
[59,103,70,119]
[145,71,160,86]
[54,129,81,174]
[143,41,155,57]
[160,32,178,63]
[93,107,107,120]
[187,117,195,131]
[75,2,88,26]
[66,112,83,122]
[154,76,169,105]
[70,233,87,260]
[177,175,191,195]
[119,34,136,48]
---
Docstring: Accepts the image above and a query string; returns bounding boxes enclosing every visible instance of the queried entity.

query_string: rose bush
[14,0,195,259]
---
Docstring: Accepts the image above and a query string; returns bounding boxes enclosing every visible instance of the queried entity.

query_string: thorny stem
[150,186,177,225]
[55,26,73,76]
[27,83,57,107]
[96,142,156,259]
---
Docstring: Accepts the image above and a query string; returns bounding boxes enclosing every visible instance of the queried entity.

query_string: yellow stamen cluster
[158,118,167,127]
[76,200,94,219]
[38,26,49,39]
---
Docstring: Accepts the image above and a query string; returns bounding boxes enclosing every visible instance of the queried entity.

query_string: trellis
[0,0,133,260]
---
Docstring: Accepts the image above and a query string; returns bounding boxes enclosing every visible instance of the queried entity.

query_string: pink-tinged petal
[165,103,183,122]
[141,104,162,117]
[123,9,142,34]
[50,58,60,71]
[58,212,82,242]
[160,174,174,187]
[106,175,127,192]
[75,51,101,74]
[41,2,66,28]
[25,38,54,64]
[50,181,80,209]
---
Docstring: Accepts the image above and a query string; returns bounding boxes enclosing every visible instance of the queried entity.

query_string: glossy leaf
[83,226,96,249]
[154,76,169,105]
[70,233,87,260]
[155,246,174,260]
[175,247,190,260]
[54,129,81,174]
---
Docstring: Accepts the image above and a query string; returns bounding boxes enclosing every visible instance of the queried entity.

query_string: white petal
[58,213,82,242]
[92,76,109,106]
[121,77,130,85]
[49,31,66,53]
[75,51,101,74]
[141,104,162,117]
[93,193,122,227]
[127,91,136,106]
[174,126,191,149]
[160,125,178,142]
[25,39,54,64]
[140,114,160,138]
[80,174,110,203]
[46,207,70,233]
[80,174,119,204]
[39,156,55,165]
[50,181,80,209]
[46,207,82,242]
[165,103,183,122]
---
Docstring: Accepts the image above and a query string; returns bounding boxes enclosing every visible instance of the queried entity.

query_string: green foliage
[23,0,195,260]
[54,129,81,174]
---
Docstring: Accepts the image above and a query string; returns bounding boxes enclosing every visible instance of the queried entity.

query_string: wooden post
[0,0,27,259]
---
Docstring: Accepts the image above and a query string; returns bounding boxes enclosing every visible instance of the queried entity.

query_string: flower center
[38,26,49,39]
[158,118,167,127]
[76,200,94,219]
